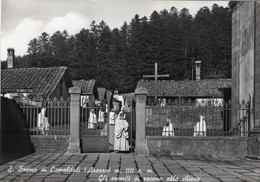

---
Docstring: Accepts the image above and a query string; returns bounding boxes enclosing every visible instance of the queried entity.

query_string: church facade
[231,1,260,157]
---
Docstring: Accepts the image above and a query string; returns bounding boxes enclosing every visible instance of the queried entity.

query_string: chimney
[7,48,15,68]
[195,60,201,80]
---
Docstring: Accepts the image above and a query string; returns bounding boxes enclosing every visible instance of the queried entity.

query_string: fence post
[67,87,81,154]
[135,87,148,154]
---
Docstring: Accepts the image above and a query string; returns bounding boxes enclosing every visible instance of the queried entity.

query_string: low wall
[31,135,70,153]
[248,130,260,157]
[147,136,249,158]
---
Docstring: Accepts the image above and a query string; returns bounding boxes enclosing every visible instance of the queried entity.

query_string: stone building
[137,61,231,106]
[230,1,260,157]
[136,79,231,104]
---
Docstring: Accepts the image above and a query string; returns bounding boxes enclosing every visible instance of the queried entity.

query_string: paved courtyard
[0,153,260,182]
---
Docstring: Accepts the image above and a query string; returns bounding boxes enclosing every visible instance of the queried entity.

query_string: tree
[19,3,231,92]
[50,30,71,66]
[128,14,143,82]
[178,8,194,79]
[27,32,53,67]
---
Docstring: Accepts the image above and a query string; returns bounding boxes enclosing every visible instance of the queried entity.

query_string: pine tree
[19,3,232,92]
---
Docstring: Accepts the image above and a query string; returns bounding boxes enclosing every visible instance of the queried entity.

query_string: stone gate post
[67,87,81,154]
[135,87,148,154]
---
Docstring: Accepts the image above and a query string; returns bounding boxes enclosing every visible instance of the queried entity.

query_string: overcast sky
[1,0,229,60]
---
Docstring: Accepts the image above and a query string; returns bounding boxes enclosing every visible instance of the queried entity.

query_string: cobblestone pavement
[0,153,260,182]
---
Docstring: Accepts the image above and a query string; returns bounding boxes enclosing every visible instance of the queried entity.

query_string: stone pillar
[249,1,260,158]
[231,3,240,129]
[135,87,148,154]
[67,87,81,154]
[254,1,260,129]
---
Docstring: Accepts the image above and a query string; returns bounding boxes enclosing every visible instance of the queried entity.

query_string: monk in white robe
[37,108,50,135]
[98,109,105,122]
[162,119,174,136]
[88,109,97,129]
[194,115,206,136]
[114,111,129,152]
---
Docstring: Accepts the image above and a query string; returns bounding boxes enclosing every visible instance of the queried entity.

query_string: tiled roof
[72,79,95,94]
[1,66,72,97]
[137,79,231,97]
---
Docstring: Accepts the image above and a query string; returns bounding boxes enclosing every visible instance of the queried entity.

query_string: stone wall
[30,135,69,153]
[147,136,248,158]
[231,2,240,117]
[232,1,260,157]
[255,2,260,128]
[231,2,240,129]
[249,2,260,157]
[238,2,255,105]
[232,2,255,129]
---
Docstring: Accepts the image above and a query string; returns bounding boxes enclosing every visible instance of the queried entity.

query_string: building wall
[61,77,70,98]
[255,2,260,128]
[232,2,260,157]
[51,77,70,98]
[238,2,255,104]
[232,2,255,128]
[232,5,240,107]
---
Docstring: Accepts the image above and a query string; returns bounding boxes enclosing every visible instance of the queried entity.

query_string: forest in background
[1,4,231,93]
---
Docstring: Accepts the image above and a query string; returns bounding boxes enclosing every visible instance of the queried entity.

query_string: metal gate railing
[15,96,70,135]
[80,105,108,136]
[145,98,252,137]
[79,89,112,152]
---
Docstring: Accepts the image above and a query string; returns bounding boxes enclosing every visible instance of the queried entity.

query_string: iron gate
[80,90,112,153]
[115,95,136,153]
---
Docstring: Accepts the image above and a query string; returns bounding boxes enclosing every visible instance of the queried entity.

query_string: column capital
[69,87,81,94]
[135,87,148,95]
